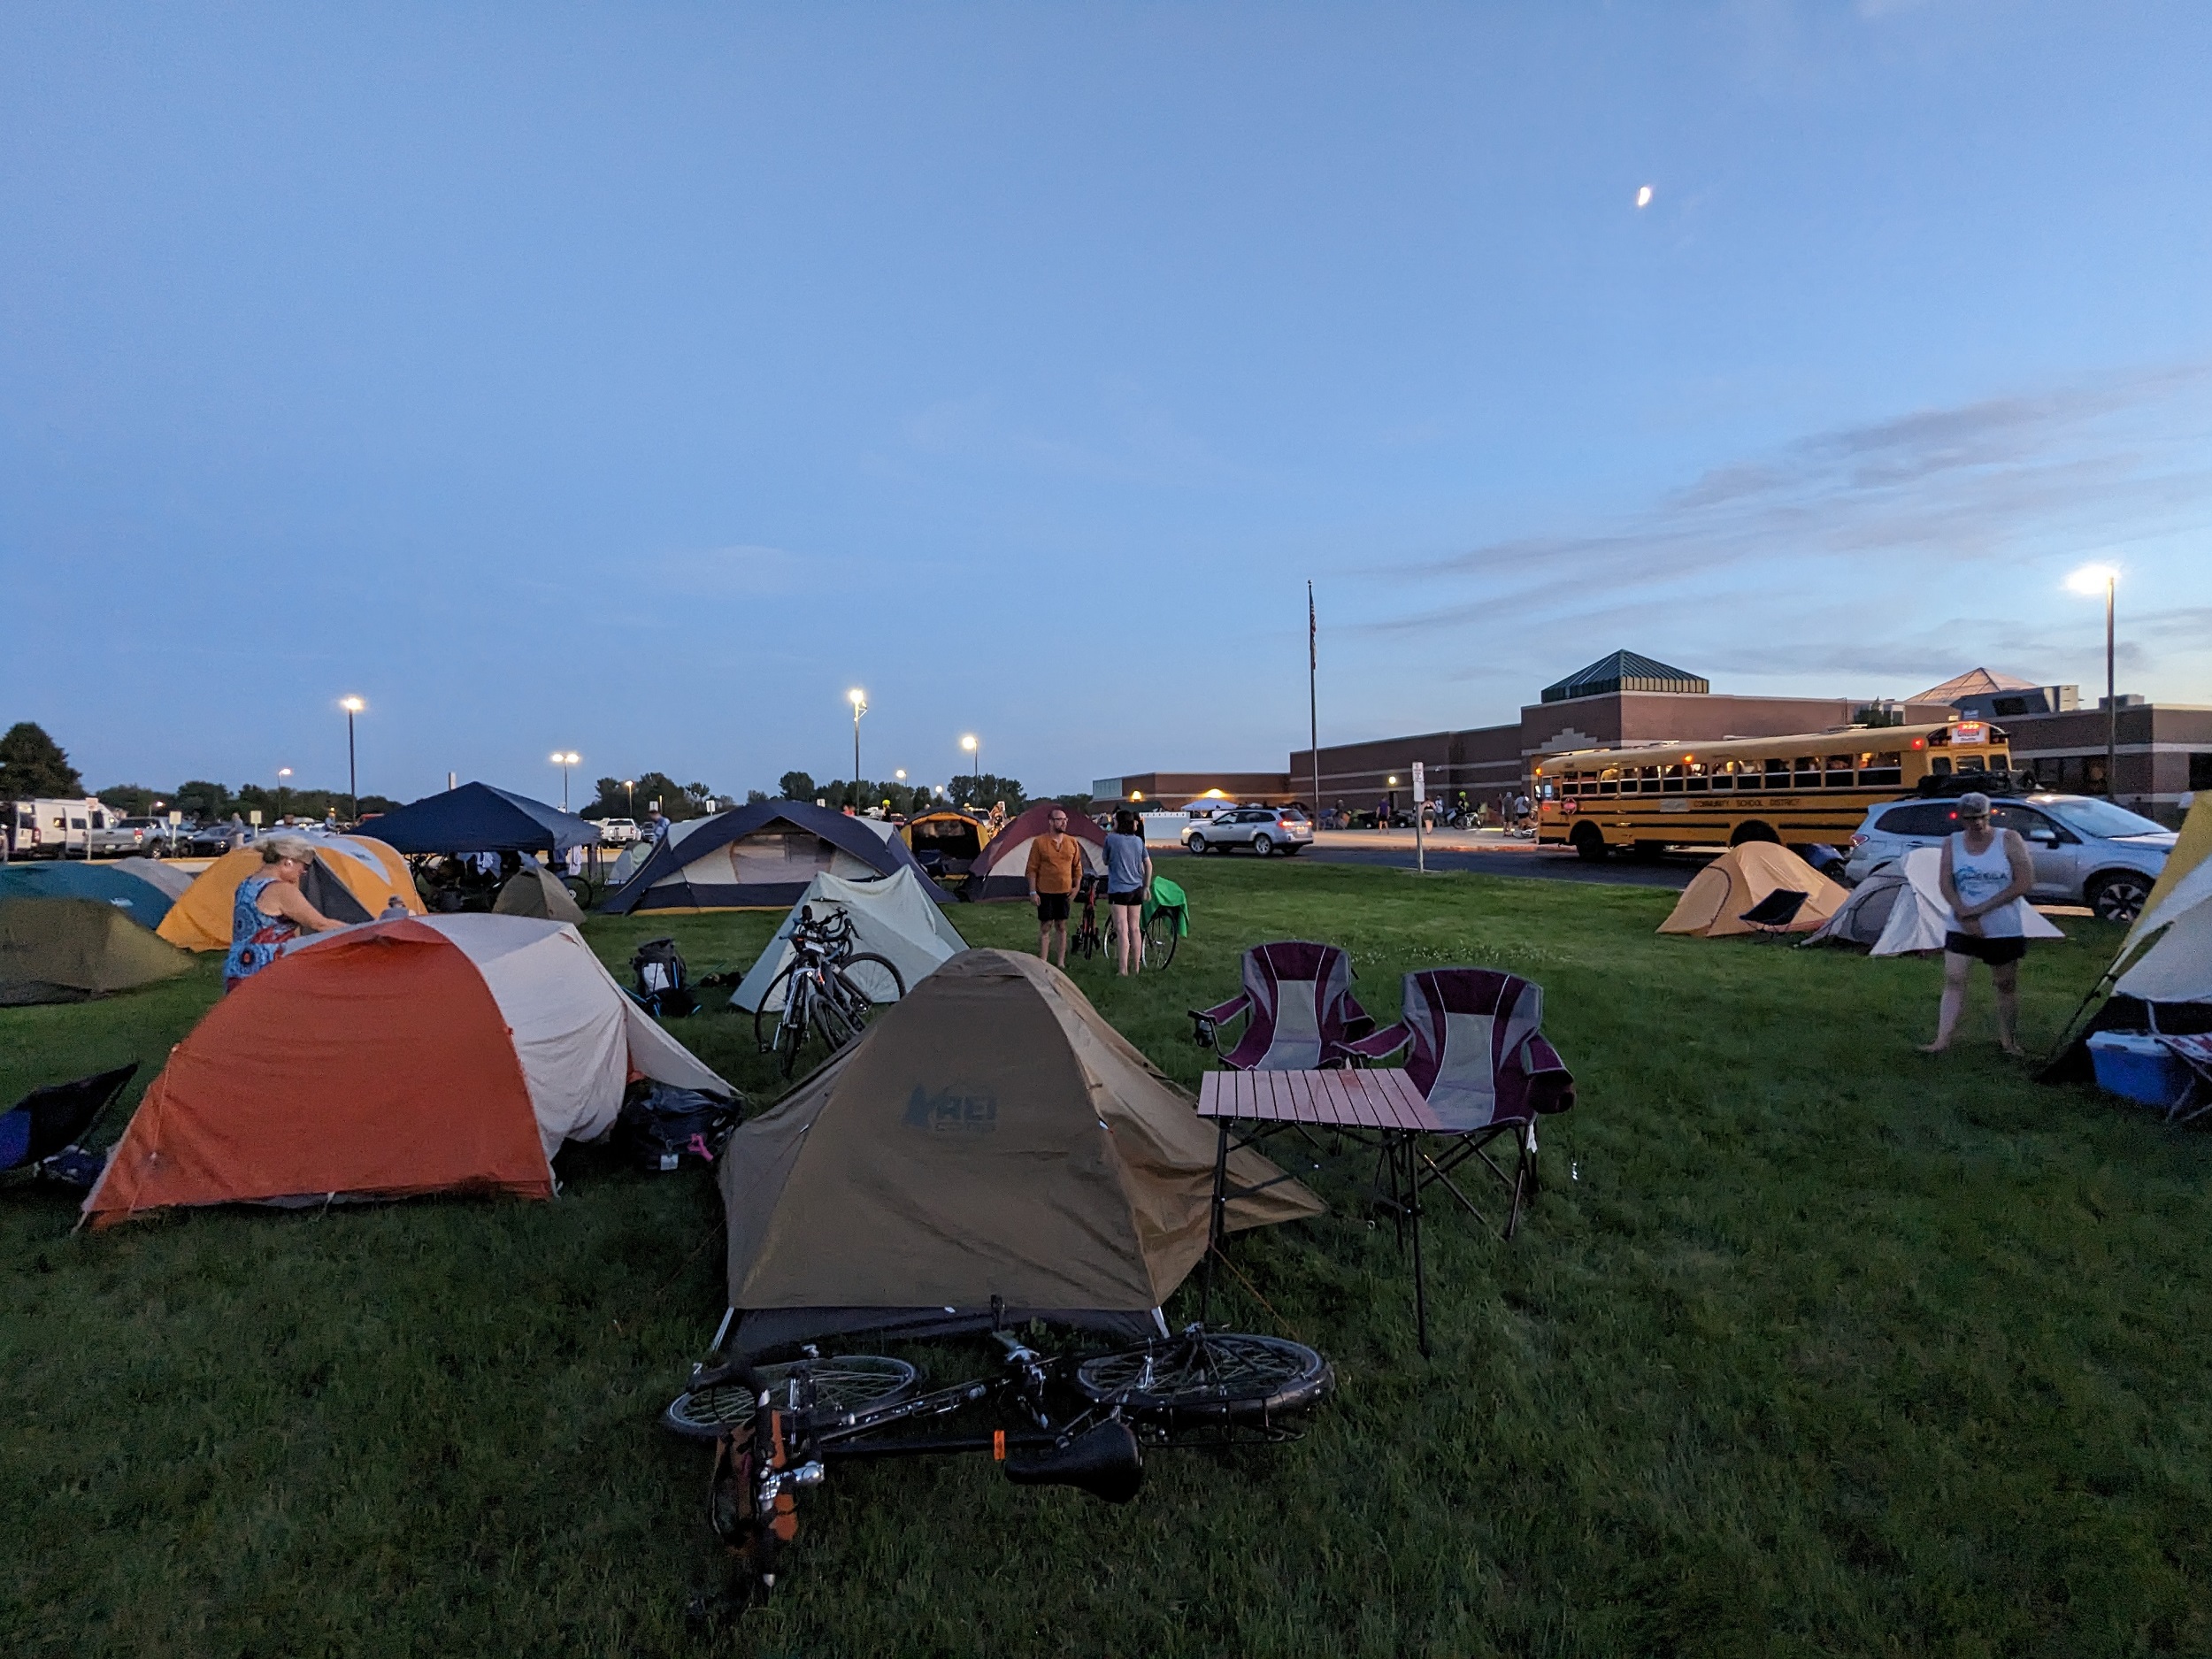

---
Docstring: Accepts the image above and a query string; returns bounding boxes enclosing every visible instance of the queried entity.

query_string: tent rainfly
[157,833,422,951]
[0,858,193,931]
[600,801,949,913]
[718,949,1324,1355]
[360,781,603,856]
[1656,842,1847,939]
[963,803,1109,901]
[732,868,967,1012]
[82,915,733,1227]
[0,897,194,1005]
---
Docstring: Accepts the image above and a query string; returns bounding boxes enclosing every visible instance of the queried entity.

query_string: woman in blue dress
[224,834,347,992]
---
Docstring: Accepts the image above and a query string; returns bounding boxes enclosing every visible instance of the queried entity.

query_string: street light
[340,697,365,821]
[622,779,635,817]
[960,733,979,804]
[848,688,868,786]
[550,751,580,811]
[2067,563,2122,802]
[277,767,292,821]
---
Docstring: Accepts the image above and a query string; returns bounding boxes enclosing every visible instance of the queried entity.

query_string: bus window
[1861,751,1903,787]
[1686,762,1709,793]
[1792,756,1820,789]
[1710,762,1736,792]
[1661,764,1685,795]
[1598,767,1619,796]
[1931,757,1953,777]
[1824,755,1856,788]
[1763,759,1790,790]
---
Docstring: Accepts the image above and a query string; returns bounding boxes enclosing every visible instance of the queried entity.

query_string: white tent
[732,867,968,1012]
[1862,846,2064,957]
[2109,798,2212,1003]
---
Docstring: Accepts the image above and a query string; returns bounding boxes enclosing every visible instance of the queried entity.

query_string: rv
[3,797,121,860]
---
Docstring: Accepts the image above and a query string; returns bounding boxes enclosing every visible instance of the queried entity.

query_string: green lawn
[5,861,2208,1656]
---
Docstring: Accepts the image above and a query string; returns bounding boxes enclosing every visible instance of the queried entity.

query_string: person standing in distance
[1025,806,1086,968]
[1921,791,2037,1056]
[1103,809,1154,976]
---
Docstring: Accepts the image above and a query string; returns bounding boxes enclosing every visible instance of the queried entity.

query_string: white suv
[1182,806,1314,857]
[1844,794,2174,923]
[595,818,639,845]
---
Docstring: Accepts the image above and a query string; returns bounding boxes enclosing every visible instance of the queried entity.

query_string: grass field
[5,859,2209,1656]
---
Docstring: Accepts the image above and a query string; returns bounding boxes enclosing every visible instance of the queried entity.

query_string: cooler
[2086,1031,2193,1111]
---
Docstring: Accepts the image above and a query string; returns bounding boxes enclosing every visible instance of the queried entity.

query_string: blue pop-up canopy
[363,782,601,856]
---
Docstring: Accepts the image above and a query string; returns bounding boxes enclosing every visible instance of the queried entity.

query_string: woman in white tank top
[1921,791,2036,1055]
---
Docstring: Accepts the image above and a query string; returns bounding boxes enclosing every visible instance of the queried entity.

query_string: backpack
[632,937,695,1017]
[615,1081,742,1171]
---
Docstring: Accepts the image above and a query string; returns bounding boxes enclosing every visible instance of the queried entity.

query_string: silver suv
[1844,793,2175,923]
[1182,806,1313,857]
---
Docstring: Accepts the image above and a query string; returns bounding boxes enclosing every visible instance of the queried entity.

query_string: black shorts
[1945,931,2028,966]
[1108,890,1143,908]
[1035,893,1071,922]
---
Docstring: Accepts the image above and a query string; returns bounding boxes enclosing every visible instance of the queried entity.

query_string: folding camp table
[1196,1068,1446,1356]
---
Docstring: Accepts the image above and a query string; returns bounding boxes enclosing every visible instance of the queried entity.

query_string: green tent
[0,896,194,1006]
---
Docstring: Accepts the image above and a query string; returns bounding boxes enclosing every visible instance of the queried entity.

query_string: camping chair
[1188,941,1374,1071]
[0,1062,135,1192]
[1739,888,1810,941]
[1333,970,1574,1239]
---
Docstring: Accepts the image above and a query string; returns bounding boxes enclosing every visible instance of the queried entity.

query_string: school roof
[598,800,949,913]
[1909,667,2040,704]
[362,781,602,856]
[1540,650,1709,703]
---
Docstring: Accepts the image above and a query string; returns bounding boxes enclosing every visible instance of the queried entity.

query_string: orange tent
[157,833,421,951]
[1656,842,1847,939]
[83,915,731,1227]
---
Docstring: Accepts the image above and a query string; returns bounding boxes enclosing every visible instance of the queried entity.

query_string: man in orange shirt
[1025,806,1087,967]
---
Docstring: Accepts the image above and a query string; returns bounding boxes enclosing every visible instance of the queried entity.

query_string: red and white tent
[965,803,1108,901]
[83,915,732,1227]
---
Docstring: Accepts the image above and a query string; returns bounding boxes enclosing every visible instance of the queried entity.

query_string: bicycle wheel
[833,952,906,1005]
[753,964,803,1055]
[664,1355,918,1440]
[1072,1333,1330,1425]
[1144,910,1179,970]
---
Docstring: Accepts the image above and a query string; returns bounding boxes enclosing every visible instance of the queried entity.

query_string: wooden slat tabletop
[1198,1068,1443,1133]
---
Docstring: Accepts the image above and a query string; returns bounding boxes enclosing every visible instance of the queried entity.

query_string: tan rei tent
[718,949,1324,1354]
[0,897,193,1004]
[1657,842,1847,939]
[493,862,588,924]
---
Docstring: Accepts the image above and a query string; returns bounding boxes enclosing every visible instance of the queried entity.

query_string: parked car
[1843,793,2175,923]
[180,821,252,857]
[595,817,640,845]
[115,817,179,856]
[1182,806,1314,857]
[83,806,149,857]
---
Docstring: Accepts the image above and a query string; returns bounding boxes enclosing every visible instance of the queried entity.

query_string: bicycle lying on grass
[752,905,906,1078]
[663,1319,1333,1596]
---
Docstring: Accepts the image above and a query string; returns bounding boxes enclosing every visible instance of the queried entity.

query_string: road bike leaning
[662,1319,1333,1596]
[752,904,906,1078]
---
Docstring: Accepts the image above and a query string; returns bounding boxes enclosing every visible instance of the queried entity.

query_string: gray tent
[493,863,588,925]
[0,897,194,1005]
[1801,864,1913,949]
[718,949,1324,1355]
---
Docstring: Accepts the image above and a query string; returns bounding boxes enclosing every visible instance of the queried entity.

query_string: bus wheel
[1728,821,1780,847]
[1571,823,1609,862]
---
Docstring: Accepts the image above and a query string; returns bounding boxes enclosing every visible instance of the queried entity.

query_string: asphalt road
[1156,831,1708,889]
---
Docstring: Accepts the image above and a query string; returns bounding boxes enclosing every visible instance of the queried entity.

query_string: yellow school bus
[1533,720,2015,860]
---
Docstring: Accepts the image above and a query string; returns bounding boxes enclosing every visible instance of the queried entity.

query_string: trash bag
[615,1080,743,1171]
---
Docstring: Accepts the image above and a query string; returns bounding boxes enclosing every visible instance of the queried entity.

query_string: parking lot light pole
[849,689,867,789]
[340,697,365,821]
[550,751,580,812]
[2067,564,2121,800]
[961,734,979,805]
[276,767,291,821]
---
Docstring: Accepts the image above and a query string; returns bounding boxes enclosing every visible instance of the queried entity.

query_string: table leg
[1405,1134,1430,1358]
[1201,1117,1230,1328]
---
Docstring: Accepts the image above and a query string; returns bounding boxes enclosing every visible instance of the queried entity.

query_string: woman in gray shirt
[1103,810,1153,976]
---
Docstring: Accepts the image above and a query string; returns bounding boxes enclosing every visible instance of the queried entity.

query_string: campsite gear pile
[602,801,947,914]
[0,896,193,1005]
[630,937,696,1017]
[716,948,1321,1356]
[157,832,422,950]
[616,1081,743,1171]
[82,915,736,1226]
[1656,842,1846,940]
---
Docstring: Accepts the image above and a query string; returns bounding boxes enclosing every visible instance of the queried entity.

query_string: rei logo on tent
[902,1084,998,1134]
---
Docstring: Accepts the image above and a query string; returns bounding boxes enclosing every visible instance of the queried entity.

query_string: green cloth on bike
[1142,874,1189,938]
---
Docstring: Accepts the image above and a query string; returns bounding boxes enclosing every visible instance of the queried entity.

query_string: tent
[494,862,588,924]
[1802,862,1914,949]
[964,803,1109,901]
[0,858,192,931]
[732,868,967,1012]
[1657,843,1847,938]
[1814,849,2070,956]
[357,781,602,856]
[718,949,1325,1355]
[599,801,949,913]
[2108,793,2212,1005]
[157,833,422,951]
[0,896,194,1005]
[81,915,733,1228]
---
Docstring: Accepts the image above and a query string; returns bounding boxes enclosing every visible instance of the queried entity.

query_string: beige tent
[719,949,1325,1353]
[733,867,966,1012]
[1657,842,1847,938]
[0,896,194,1004]
[493,863,588,925]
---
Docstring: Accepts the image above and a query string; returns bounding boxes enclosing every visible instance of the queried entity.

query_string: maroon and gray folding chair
[1335,968,1574,1238]
[1188,941,1375,1071]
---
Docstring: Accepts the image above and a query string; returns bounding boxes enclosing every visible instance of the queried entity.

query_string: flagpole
[1308,581,1320,819]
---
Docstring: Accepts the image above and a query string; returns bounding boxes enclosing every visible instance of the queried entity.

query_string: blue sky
[4,3,2208,802]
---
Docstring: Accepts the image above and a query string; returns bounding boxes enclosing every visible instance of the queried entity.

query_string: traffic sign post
[1411,762,1426,874]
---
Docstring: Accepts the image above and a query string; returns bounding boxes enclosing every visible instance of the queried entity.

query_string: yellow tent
[157,833,422,951]
[2105,794,2212,1002]
[1657,842,1847,938]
